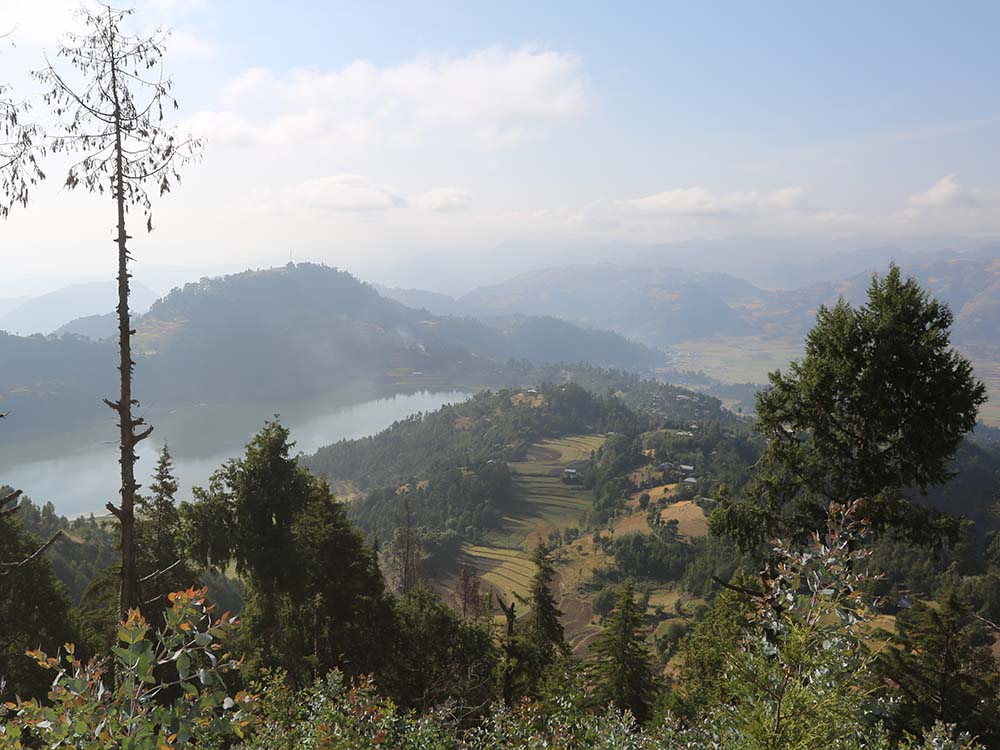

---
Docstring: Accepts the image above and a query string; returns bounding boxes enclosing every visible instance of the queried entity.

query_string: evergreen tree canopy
[878,589,1000,745]
[588,579,656,723]
[527,541,567,660]
[181,419,389,677]
[715,264,987,550]
[0,495,76,699]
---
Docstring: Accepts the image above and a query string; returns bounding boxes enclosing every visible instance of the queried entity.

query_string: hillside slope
[1,264,662,444]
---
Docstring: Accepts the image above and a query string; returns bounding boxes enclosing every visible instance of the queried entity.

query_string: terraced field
[462,545,534,603]
[456,433,607,648]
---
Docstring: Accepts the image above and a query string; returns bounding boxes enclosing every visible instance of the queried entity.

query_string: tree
[264,488,394,687]
[877,590,1000,745]
[136,444,197,624]
[182,420,311,665]
[589,579,656,723]
[715,264,987,551]
[527,540,567,660]
[36,6,201,617]
[383,584,499,718]
[457,561,487,620]
[0,30,45,218]
[0,491,76,699]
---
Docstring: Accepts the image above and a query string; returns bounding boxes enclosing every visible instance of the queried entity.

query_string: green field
[671,335,803,384]
[458,433,606,604]
[462,545,534,603]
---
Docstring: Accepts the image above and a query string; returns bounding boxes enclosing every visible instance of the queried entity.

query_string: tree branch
[0,531,63,574]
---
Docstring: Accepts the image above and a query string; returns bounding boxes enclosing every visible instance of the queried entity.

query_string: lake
[0,387,471,517]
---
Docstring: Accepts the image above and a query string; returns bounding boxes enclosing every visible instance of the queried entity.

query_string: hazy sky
[2,0,1000,284]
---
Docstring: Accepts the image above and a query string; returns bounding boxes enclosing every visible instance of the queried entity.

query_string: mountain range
[0,263,661,444]
[0,280,159,336]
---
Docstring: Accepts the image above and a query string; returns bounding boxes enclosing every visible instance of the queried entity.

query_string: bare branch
[138,558,181,583]
[0,531,63,575]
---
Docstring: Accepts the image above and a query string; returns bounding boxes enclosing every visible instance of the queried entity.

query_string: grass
[671,335,804,384]
[456,433,607,618]
[673,335,1000,426]
[461,545,534,603]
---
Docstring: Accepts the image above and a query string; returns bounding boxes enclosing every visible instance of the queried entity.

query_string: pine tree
[528,540,567,659]
[714,264,987,552]
[138,444,180,564]
[878,589,1000,744]
[589,579,656,723]
[135,444,196,625]
[182,420,311,665]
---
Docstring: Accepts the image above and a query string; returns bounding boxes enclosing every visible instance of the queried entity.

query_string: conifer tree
[138,444,180,565]
[136,444,195,624]
[715,264,987,551]
[36,6,201,617]
[878,589,1000,744]
[527,540,567,659]
[182,420,309,664]
[589,579,656,723]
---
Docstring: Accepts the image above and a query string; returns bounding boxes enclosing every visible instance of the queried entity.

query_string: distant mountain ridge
[1,263,661,444]
[458,264,755,346]
[449,249,1000,350]
[0,280,158,336]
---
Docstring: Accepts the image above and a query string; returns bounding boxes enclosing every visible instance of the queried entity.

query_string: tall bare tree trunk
[102,19,150,617]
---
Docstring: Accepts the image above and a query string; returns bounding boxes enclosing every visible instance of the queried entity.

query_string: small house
[683,476,697,484]
[679,464,694,472]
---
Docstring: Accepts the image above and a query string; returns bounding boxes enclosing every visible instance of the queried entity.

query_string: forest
[3,5,1000,750]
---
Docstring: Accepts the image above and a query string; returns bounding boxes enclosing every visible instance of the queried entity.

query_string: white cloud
[618,185,808,217]
[886,174,1000,234]
[189,46,586,149]
[285,174,404,212]
[412,187,471,213]
[168,28,216,57]
[909,173,979,208]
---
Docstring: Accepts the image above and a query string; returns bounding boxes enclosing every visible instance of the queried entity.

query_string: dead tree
[496,594,517,707]
[35,5,201,617]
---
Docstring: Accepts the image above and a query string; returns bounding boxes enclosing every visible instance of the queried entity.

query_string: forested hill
[304,382,644,492]
[135,263,663,402]
[304,369,733,492]
[1,263,662,443]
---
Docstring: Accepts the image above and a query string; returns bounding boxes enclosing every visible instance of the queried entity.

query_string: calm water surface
[0,388,471,517]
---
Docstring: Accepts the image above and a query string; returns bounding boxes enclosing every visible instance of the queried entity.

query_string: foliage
[241,670,456,750]
[136,445,200,627]
[588,580,657,723]
[877,589,1000,745]
[354,462,516,544]
[526,541,567,662]
[612,526,697,582]
[0,502,77,700]
[261,490,394,687]
[716,264,987,551]
[707,502,888,749]
[0,32,44,219]
[0,588,250,749]
[382,584,499,718]
[182,420,389,682]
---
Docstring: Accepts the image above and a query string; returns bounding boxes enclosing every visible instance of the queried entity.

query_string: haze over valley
[3,3,1000,747]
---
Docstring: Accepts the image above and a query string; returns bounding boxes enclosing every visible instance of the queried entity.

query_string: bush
[0,588,251,748]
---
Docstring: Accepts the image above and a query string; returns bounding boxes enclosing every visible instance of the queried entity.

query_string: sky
[2,0,1000,289]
